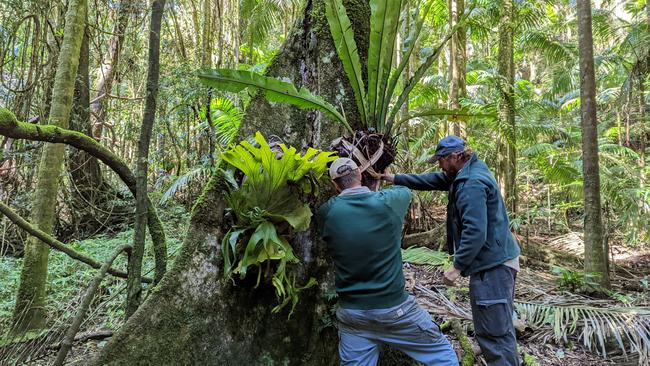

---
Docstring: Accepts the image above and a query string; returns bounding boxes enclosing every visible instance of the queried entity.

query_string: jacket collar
[453,153,478,183]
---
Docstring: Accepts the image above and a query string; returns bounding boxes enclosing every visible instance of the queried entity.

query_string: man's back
[319,186,411,310]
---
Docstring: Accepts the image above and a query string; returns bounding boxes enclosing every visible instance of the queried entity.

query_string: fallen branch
[48,330,114,350]
[0,108,166,283]
[0,200,151,283]
[54,245,129,366]
[402,226,444,248]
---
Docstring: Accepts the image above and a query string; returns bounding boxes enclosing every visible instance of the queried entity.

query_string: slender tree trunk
[125,0,167,318]
[12,0,87,333]
[67,28,104,238]
[201,0,216,166]
[448,0,466,137]
[90,0,131,140]
[497,0,517,214]
[170,4,188,60]
[577,0,610,288]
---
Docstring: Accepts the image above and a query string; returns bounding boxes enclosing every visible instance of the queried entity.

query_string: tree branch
[0,200,151,282]
[54,245,130,366]
[0,108,166,283]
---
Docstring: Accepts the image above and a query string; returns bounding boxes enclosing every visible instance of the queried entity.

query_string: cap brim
[426,155,441,163]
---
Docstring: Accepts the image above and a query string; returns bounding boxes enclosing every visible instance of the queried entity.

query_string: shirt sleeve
[379,186,412,219]
[453,181,489,273]
[394,172,453,191]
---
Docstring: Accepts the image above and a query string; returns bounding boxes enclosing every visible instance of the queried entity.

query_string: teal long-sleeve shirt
[318,186,412,309]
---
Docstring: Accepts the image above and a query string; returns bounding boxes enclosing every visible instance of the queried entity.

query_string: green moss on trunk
[12,0,87,334]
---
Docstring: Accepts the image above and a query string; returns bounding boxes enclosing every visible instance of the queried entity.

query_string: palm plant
[198,0,469,183]
[160,96,244,205]
[239,0,302,64]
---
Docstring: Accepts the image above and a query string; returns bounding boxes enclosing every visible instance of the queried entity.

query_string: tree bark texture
[12,0,88,333]
[239,0,370,147]
[496,0,517,214]
[91,1,418,364]
[576,0,610,288]
[126,0,167,319]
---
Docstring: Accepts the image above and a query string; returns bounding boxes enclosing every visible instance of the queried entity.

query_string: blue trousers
[469,265,519,366]
[336,295,459,366]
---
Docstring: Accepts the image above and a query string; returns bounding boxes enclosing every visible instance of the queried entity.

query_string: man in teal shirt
[319,158,457,366]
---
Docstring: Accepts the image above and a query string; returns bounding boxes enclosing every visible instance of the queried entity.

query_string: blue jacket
[394,154,520,276]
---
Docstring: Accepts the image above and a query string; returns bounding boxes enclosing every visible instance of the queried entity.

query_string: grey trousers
[336,296,458,366]
[469,265,519,366]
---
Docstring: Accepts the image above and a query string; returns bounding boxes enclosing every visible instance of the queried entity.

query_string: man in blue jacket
[382,136,521,366]
[319,158,458,366]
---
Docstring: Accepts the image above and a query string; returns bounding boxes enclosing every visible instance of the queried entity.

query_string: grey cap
[329,158,359,179]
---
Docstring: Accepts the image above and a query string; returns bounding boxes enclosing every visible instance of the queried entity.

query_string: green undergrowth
[0,201,189,337]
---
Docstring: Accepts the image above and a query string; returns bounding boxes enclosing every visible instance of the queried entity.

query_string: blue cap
[427,136,465,163]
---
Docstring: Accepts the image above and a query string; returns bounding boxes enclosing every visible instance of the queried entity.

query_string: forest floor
[407,230,650,366]
[1,206,649,365]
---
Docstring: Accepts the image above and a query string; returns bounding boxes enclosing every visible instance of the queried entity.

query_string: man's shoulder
[318,197,337,217]
[377,185,411,199]
[465,159,497,185]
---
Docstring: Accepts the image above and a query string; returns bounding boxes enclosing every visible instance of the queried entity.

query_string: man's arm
[378,186,412,219]
[383,172,453,191]
[452,182,489,274]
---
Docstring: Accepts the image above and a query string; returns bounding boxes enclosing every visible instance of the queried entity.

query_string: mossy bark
[12,0,87,334]
[239,0,370,146]
[91,1,418,365]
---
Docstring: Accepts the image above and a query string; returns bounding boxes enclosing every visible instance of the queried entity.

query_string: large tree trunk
[12,0,87,333]
[91,1,416,364]
[577,0,610,288]
[496,0,517,214]
[125,0,167,318]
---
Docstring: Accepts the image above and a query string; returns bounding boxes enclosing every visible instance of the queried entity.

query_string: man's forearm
[391,172,452,191]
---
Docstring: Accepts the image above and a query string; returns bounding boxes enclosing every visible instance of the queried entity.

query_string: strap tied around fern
[340,138,383,179]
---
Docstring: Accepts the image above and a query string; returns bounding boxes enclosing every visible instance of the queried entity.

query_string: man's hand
[443,267,461,286]
[380,169,395,182]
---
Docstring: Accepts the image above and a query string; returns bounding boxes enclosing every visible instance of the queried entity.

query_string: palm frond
[516,301,650,361]
[198,69,351,132]
[401,246,452,272]
[210,96,244,146]
[160,166,208,204]
[518,30,577,65]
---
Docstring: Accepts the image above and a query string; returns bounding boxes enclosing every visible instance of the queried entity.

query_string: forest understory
[1,203,648,366]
